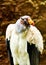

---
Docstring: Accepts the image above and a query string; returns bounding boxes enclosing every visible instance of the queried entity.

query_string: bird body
[7,25,30,65]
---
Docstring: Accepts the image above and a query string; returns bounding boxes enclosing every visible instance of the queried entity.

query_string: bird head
[20,15,35,26]
[16,15,34,33]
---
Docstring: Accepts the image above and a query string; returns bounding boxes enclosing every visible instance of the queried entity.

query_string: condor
[6,15,43,65]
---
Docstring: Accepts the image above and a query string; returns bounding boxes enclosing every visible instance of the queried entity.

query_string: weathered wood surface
[0,0,46,65]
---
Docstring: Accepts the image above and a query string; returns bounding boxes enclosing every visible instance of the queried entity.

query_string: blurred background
[0,0,46,65]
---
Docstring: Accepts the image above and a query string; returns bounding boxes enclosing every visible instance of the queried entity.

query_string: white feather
[26,25,44,54]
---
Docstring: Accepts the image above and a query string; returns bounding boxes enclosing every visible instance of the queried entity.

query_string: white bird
[6,15,43,65]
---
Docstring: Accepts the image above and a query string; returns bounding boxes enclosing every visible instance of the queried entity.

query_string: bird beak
[28,18,35,26]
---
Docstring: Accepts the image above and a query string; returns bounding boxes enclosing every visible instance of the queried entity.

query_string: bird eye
[21,18,24,21]
[20,18,24,24]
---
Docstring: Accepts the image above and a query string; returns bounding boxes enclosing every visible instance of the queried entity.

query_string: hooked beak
[28,18,35,26]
